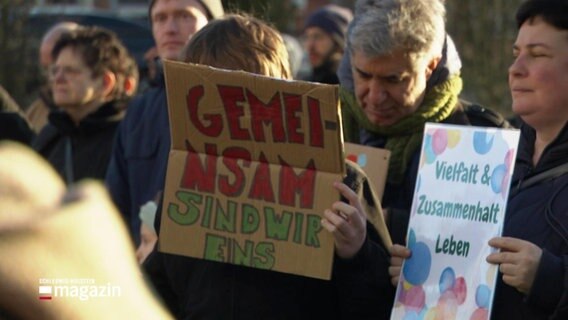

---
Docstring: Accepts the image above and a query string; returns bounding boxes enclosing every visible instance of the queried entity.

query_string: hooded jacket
[106,70,170,245]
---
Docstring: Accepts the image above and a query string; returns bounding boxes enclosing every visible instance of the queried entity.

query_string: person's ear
[425,55,442,80]
[123,76,137,97]
[101,71,117,97]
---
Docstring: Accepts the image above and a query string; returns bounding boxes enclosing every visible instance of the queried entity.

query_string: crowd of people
[1,0,567,319]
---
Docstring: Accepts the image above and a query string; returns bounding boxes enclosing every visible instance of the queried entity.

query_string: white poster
[391,123,520,320]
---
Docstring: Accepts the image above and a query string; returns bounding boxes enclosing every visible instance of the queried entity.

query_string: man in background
[105,0,224,258]
[302,5,352,84]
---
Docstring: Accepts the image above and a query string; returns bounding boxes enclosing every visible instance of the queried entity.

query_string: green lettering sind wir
[167,190,322,248]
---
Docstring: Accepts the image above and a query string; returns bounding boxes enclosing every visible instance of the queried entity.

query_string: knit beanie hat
[148,0,224,21]
[304,5,353,48]
[197,0,224,20]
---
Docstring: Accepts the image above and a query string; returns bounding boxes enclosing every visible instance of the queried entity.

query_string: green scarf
[340,76,463,184]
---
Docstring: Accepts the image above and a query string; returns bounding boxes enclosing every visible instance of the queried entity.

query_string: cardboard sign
[391,123,520,319]
[159,61,345,280]
[345,142,390,200]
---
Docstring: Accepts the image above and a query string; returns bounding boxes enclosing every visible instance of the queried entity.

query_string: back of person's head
[516,0,568,30]
[348,0,446,68]
[303,5,353,50]
[181,14,291,80]
[51,26,137,103]
[148,0,224,21]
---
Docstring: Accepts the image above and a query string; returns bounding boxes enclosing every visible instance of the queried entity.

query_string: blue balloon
[475,284,491,308]
[418,307,427,319]
[408,229,417,248]
[403,311,420,320]
[424,134,437,164]
[439,267,456,294]
[357,154,368,167]
[473,132,494,155]
[491,164,507,193]
[403,241,431,286]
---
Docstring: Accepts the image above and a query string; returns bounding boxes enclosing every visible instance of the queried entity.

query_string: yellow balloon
[403,280,412,290]
[487,265,497,285]
[424,307,437,320]
[447,130,461,148]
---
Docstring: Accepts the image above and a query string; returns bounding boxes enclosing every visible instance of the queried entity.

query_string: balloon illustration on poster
[346,153,367,167]
[473,131,494,155]
[422,129,462,166]
[469,284,491,320]
[397,248,470,319]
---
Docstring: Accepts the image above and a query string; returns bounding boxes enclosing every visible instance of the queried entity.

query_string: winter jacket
[305,58,341,85]
[105,72,170,245]
[491,123,568,320]
[33,102,123,184]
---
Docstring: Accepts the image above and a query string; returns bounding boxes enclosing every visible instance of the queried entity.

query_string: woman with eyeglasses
[32,26,137,185]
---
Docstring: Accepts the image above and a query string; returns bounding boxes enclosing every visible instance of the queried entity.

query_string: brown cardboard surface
[159,61,344,280]
[344,143,390,200]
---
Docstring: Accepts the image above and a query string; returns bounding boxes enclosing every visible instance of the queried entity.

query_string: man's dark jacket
[106,72,170,245]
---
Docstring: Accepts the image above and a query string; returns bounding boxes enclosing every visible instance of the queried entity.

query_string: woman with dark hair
[32,27,136,184]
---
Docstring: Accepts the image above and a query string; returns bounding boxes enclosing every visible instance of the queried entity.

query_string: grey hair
[348,0,446,66]
[355,0,395,15]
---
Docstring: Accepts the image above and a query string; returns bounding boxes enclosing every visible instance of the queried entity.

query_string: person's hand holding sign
[322,181,367,259]
[388,244,411,286]
[487,237,543,294]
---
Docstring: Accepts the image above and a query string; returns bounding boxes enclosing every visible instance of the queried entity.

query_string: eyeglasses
[48,65,88,79]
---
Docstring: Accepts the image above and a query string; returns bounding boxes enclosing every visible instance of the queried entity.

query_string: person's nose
[164,16,179,34]
[50,67,66,82]
[508,54,527,79]
[302,35,315,51]
[367,80,388,105]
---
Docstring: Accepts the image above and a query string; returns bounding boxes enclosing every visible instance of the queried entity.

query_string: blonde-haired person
[180,14,290,79]
[144,13,394,319]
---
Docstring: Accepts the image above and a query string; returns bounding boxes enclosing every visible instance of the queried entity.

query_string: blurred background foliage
[0,0,34,108]
[1,0,525,117]
[446,0,524,117]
